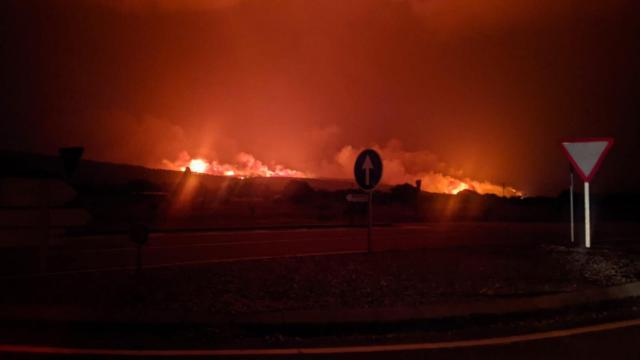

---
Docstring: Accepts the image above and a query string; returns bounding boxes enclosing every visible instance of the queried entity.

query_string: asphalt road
[1,222,639,358]
[0,222,577,275]
[2,222,638,276]
[2,318,640,359]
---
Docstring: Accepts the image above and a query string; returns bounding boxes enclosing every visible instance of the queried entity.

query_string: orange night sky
[1,0,639,195]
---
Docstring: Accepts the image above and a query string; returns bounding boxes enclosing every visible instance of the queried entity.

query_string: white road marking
[0,248,365,279]
[1,318,639,356]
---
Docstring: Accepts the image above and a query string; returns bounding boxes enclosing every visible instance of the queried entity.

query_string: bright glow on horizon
[188,159,209,173]
[451,182,470,195]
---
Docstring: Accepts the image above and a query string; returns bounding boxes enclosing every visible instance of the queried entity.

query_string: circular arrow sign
[354,149,383,191]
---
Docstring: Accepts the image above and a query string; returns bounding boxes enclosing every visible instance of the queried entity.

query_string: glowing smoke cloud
[163,151,309,178]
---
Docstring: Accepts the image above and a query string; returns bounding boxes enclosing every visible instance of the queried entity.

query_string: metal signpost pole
[130,223,149,275]
[368,191,372,253]
[39,181,49,274]
[561,138,613,249]
[584,182,590,248]
[136,243,143,275]
[354,149,383,255]
[570,168,574,243]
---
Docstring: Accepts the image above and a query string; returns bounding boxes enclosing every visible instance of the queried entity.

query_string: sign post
[130,223,149,275]
[368,191,373,252]
[0,178,89,272]
[569,168,574,243]
[346,193,369,202]
[39,181,50,274]
[584,181,590,248]
[59,146,84,179]
[561,138,613,248]
[354,149,383,253]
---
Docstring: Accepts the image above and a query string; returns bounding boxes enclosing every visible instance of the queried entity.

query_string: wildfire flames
[450,182,469,195]
[163,151,308,178]
[186,159,209,173]
[163,145,524,198]
[440,176,523,197]
[334,144,525,198]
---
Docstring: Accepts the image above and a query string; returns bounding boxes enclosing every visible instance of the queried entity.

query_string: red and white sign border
[561,137,614,182]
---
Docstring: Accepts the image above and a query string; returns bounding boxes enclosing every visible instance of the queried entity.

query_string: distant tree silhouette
[58,146,84,179]
[281,180,315,203]
[390,183,419,204]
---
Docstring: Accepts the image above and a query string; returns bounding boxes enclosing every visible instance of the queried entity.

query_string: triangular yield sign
[561,138,613,182]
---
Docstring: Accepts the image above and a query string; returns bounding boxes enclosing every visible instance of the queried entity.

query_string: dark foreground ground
[3,301,640,360]
[1,222,640,352]
[3,242,639,317]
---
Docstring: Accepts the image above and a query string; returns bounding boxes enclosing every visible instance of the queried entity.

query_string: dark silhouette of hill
[1,150,637,233]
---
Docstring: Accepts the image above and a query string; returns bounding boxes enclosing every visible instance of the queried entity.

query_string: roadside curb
[65,223,396,238]
[2,282,640,327]
[238,282,640,326]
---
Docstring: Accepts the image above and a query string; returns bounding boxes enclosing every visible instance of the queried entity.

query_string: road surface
[0,223,573,276]
[1,222,637,276]
[1,318,639,359]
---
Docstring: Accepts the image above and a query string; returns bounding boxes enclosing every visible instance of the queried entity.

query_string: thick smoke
[161,137,522,196]
[163,151,308,178]
[99,0,240,13]
[328,140,523,196]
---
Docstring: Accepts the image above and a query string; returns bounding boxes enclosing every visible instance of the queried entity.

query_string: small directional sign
[346,193,369,202]
[354,149,383,191]
[0,208,91,228]
[0,178,77,207]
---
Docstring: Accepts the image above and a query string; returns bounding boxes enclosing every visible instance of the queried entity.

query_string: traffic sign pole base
[584,182,590,249]
[368,191,372,253]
